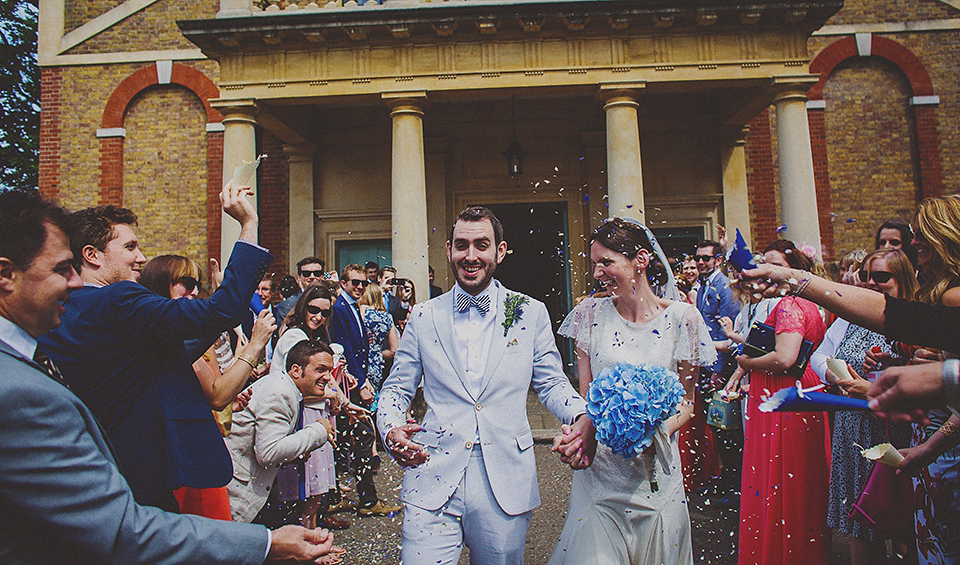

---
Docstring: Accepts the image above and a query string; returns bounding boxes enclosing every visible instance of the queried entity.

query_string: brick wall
[257,130,290,275]
[746,108,780,249]
[39,67,62,201]
[123,85,209,263]
[66,0,216,55]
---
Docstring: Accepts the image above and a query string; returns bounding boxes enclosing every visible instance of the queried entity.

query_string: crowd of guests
[3,179,960,565]
[663,201,960,565]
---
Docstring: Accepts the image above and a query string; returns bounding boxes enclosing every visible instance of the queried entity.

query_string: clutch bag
[744,321,815,378]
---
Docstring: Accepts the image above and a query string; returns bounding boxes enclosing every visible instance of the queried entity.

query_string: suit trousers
[335,389,377,507]
[401,446,532,565]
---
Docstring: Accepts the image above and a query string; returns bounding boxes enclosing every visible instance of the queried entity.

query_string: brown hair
[139,255,201,299]
[66,205,138,273]
[284,284,332,342]
[590,217,668,287]
[763,240,813,272]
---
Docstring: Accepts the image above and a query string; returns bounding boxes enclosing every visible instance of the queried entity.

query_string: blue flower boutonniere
[502,293,529,337]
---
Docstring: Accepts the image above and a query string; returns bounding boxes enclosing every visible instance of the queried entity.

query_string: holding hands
[552,415,597,470]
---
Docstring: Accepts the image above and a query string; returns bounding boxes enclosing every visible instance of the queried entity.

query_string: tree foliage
[0,0,38,190]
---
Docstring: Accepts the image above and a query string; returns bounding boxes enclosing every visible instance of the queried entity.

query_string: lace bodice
[558,297,717,377]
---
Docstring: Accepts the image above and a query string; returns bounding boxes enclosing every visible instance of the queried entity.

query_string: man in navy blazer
[38,182,273,510]
[0,190,332,564]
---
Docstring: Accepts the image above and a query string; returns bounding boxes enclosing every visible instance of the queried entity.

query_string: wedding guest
[735,239,830,565]
[548,217,716,565]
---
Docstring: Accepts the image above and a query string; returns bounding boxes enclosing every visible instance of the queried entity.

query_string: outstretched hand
[867,363,942,425]
[385,423,429,467]
[266,525,334,563]
[552,415,596,470]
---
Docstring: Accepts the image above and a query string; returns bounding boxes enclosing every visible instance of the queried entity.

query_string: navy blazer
[0,338,267,564]
[329,293,370,388]
[38,241,272,505]
[696,269,739,372]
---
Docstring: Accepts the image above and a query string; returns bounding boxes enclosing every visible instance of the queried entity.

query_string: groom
[377,206,593,565]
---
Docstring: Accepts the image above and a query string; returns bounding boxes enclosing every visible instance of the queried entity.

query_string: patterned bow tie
[456,293,490,316]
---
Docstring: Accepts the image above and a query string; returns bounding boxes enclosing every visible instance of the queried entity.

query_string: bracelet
[236,354,258,370]
[938,420,960,438]
[789,271,812,297]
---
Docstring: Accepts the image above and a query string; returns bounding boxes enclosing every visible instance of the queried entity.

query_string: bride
[549,217,716,565]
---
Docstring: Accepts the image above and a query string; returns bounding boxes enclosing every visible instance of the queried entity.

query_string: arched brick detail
[98,63,225,219]
[101,63,222,128]
[807,35,944,202]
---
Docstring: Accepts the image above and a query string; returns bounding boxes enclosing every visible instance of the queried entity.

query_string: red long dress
[738,297,831,565]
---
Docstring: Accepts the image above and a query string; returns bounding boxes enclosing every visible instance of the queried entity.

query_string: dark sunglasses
[858,270,893,284]
[299,269,325,278]
[694,255,716,262]
[305,304,332,317]
[177,276,199,292]
[347,278,368,287]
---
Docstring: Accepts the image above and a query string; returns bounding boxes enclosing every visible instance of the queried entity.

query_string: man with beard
[377,206,593,565]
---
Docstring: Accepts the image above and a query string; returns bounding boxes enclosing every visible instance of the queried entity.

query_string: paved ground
[330,391,853,564]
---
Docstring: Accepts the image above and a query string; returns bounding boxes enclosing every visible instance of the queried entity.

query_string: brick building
[37,0,959,311]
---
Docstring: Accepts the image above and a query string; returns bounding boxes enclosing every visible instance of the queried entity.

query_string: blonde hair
[915,195,960,304]
[861,248,918,301]
[359,282,386,311]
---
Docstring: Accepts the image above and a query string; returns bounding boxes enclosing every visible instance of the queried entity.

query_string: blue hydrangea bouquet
[586,362,685,459]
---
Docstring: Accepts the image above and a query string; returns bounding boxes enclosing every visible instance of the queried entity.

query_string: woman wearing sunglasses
[809,248,917,565]
[140,255,277,520]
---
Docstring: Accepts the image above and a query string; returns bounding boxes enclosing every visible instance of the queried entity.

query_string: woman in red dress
[734,240,830,565]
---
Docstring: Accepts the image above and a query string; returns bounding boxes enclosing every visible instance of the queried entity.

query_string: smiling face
[297,262,324,290]
[590,240,649,297]
[681,259,699,283]
[96,223,147,283]
[289,351,335,397]
[257,279,275,304]
[912,224,936,269]
[305,297,331,331]
[695,245,718,276]
[446,218,507,296]
[0,224,83,337]
[170,276,199,300]
[339,268,366,300]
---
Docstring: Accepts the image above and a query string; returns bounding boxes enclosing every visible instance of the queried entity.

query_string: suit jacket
[225,371,329,523]
[329,294,370,389]
[0,338,268,565]
[696,269,739,371]
[38,241,273,505]
[376,281,586,516]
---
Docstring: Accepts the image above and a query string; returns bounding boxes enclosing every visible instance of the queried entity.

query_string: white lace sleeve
[557,298,598,354]
[675,304,718,368]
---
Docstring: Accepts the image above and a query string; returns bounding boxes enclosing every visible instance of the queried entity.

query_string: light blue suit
[0,335,268,564]
[377,281,585,564]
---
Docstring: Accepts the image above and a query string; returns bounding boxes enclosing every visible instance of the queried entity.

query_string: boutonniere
[502,293,529,337]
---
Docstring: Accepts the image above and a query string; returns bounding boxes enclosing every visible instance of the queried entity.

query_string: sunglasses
[299,269,325,278]
[177,276,199,292]
[306,304,332,317]
[858,270,893,284]
[694,255,716,262]
[347,278,368,287]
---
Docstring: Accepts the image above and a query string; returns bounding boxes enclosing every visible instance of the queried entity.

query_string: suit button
[465,441,473,449]
[475,403,482,411]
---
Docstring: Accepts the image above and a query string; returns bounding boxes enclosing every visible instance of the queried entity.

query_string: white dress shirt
[0,315,37,360]
[453,281,499,394]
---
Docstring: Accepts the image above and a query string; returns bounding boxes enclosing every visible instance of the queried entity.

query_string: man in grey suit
[0,189,333,564]
[226,340,334,523]
[377,206,594,565]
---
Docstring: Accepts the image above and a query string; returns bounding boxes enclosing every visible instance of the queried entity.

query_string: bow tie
[456,293,491,316]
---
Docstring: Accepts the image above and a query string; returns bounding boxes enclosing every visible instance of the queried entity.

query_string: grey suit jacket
[225,370,329,523]
[376,281,586,516]
[0,338,268,565]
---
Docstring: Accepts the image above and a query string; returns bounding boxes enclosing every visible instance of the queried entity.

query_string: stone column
[385,93,429,296]
[283,144,316,274]
[600,84,646,222]
[721,127,752,247]
[774,90,821,258]
[212,99,258,262]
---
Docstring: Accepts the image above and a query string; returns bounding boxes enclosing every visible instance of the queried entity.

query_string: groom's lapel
[432,291,476,400]
[477,281,509,399]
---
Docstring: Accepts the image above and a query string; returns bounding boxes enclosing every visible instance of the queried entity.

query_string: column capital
[597,82,645,104]
[383,91,428,114]
[210,98,258,124]
[282,143,317,163]
[772,90,809,105]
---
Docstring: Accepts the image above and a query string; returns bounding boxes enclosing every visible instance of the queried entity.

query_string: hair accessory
[617,217,679,301]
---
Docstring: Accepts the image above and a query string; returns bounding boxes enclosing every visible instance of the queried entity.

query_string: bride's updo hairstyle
[591,217,669,287]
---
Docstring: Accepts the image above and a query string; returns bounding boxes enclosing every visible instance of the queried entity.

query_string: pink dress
[738,297,831,565]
